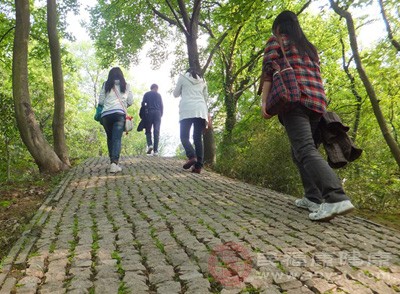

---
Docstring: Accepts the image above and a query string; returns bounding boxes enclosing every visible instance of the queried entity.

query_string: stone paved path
[1,156,399,294]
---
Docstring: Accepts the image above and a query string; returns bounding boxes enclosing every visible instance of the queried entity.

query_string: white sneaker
[309,200,355,221]
[110,163,122,173]
[153,151,159,157]
[295,197,321,212]
[146,145,153,155]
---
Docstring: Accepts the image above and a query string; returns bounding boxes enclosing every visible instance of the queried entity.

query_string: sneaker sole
[295,204,319,212]
[312,206,355,222]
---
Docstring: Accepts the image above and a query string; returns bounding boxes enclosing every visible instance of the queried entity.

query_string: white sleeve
[203,81,209,104]
[173,76,183,98]
[126,84,133,107]
[98,83,106,105]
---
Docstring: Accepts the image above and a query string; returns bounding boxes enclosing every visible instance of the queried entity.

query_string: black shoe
[183,157,196,169]
[192,165,201,174]
[191,167,201,174]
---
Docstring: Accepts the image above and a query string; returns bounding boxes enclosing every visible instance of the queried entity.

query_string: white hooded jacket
[173,73,209,122]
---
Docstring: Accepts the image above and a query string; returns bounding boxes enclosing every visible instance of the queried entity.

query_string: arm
[173,76,183,98]
[126,84,133,107]
[259,36,279,120]
[98,83,106,105]
[141,93,147,107]
[159,94,163,117]
[261,81,273,119]
[203,82,209,104]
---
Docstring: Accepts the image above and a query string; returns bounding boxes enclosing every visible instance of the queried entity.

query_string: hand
[261,103,273,119]
[206,115,213,129]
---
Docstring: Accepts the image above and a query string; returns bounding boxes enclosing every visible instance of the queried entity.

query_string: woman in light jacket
[173,68,209,174]
[98,67,133,173]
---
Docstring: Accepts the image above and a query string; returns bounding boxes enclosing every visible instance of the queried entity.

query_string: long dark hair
[105,67,127,93]
[272,11,318,62]
[186,68,202,79]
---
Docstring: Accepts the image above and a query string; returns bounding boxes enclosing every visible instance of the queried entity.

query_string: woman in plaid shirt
[260,11,355,221]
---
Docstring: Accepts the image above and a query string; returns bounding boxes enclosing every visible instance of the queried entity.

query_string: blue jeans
[101,113,125,164]
[145,110,162,152]
[180,118,206,168]
[280,106,349,203]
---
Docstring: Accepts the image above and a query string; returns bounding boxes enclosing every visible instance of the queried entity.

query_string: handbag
[113,87,133,133]
[125,116,133,132]
[94,104,103,122]
[265,37,300,115]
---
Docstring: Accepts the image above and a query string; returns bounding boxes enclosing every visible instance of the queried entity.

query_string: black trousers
[145,110,162,152]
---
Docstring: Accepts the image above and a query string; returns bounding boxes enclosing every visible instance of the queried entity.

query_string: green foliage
[215,110,302,196]
[88,0,158,67]
[212,2,400,213]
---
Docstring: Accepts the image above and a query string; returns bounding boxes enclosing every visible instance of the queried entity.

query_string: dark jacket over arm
[317,111,363,168]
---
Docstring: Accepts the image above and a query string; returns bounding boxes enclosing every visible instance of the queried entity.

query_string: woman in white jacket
[173,68,209,173]
[98,67,133,173]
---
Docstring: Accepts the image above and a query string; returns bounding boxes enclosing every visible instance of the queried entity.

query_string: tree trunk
[47,0,70,166]
[6,136,11,182]
[340,39,362,142]
[223,92,237,144]
[186,35,202,72]
[13,0,68,173]
[203,125,216,165]
[330,0,400,168]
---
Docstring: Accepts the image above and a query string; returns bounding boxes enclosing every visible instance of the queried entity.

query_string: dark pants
[101,113,125,164]
[280,106,349,204]
[145,110,162,152]
[180,118,206,168]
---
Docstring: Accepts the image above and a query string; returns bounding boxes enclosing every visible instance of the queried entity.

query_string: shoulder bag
[94,104,103,122]
[113,87,133,133]
[265,37,301,116]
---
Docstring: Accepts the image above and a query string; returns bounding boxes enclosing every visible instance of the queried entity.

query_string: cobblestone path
[1,156,399,294]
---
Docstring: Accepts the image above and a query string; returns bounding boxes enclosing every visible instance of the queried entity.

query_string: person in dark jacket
[141,84,163,156]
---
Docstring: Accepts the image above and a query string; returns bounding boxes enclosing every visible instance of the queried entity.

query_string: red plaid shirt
[262,35,327,114]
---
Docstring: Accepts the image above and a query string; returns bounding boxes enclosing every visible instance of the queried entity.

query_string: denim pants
[180,118,206,168]
[145,110,162,152]
[101,113,125,164]
[280,106,349,203]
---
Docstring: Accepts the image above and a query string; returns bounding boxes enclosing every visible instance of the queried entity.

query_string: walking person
[259,11,355,221]
[141,84,163,156]
[98,67,133,173]
[173,68,210,174]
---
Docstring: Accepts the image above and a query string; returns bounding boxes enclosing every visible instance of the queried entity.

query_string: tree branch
[146,0,187,35]
[378,0,400,52]
[177,0,190,31]
[232,48,264,82]
[202,29,230,74]
[297,0,312,15]
[190,0,202,36]
[0,26,15,44]
[199,21,214,38]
